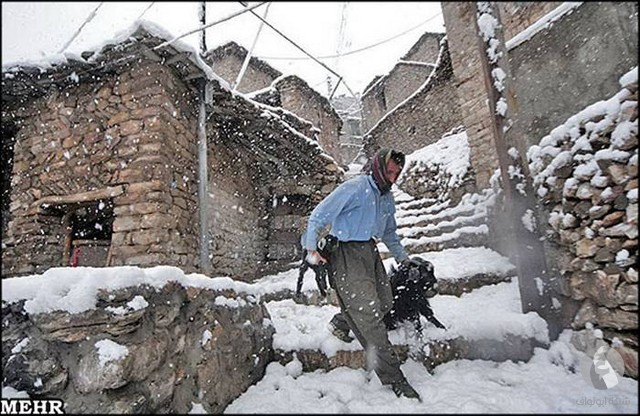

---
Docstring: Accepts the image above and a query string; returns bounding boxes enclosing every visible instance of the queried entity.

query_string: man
[302,147,421,401]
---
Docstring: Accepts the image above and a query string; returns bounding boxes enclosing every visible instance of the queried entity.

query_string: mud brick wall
[2,60,200,275]
[207,143,268,281]
[276,76,344,166]
[363,41,463,158]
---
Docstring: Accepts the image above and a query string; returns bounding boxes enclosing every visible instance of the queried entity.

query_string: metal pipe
[197,2,211,274]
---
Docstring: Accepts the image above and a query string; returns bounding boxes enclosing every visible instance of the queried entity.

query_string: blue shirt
[303,175,408,262]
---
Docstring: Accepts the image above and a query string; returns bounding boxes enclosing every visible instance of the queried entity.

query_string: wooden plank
[29,185,126,214]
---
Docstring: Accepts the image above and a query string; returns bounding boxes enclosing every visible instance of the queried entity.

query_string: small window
[63,200,114,267]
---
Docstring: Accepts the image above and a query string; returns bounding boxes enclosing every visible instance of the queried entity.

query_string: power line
[256,12,443,61]
[153,2,268,51]
[58,2,104,54]
[237,2,357,100]
[135,2,156,21]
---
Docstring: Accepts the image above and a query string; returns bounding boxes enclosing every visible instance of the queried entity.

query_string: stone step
[397,211,487,240]
[405,228,490,253]
[396,201,463,223]
[266,278,550,376]
[379,226,490,260]
[396,199,449,218]
[275,333,545,374]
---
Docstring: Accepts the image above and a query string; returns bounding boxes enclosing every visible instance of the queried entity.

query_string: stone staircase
[259,186,551,377]
[386,188,496,257]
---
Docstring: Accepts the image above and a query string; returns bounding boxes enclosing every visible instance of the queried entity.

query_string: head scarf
[368,148,405,194]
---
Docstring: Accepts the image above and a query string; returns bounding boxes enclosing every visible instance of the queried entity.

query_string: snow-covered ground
[2,248,638,413]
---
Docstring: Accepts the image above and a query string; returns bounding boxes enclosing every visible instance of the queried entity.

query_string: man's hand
[306,250,327,265]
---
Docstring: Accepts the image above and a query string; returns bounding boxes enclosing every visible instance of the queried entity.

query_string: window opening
[62,199,114,267]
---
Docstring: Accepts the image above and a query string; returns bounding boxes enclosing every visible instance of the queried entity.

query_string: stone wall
[361,32,443,134]
[2,61,200,276]
[505,1,639,153]
[205,42,281,94]
[361,79,386,134]
[362,40,464,158]
[275,76,345,166]
[497,2,563,41]
[381,33,444,112]
[528,80,638,378]
[207,142,269,280]
[441,2,638,190]
[1,278,274,413]
[440,2,499,190]
[397,126,477,207]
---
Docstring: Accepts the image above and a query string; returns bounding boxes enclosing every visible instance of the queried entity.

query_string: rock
[1,276,275,414]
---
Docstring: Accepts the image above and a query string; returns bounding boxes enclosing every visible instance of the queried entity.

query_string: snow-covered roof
[204,40,282,80]
[1,19,344,181]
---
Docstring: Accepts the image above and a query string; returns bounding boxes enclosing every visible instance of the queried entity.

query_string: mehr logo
[581,345,625,390]
[1,399,65,415]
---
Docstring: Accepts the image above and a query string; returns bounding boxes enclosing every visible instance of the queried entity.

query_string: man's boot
[328,322,354,343]
[391,380,422,401]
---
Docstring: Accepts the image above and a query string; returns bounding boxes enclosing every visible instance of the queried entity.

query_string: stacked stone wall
[382,64,433,111]
[529,82,638,377]
[2,278,274,413]
[208,54,276,94]
[363,41,463,158]
[441,2,638,190]
[361,85,386,133]
[277,79,344,166]
[361,33,442,136]
[207,143,268,281]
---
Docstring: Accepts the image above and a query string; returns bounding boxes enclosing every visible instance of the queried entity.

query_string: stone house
[1,22,342,281]
[203,40,282,94]
[437,2,637,370]
[203,41,346,166]
[442,2,638,190]
[360,32,464,159]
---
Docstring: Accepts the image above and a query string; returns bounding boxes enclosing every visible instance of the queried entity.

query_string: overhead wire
[236,1,357,100]
[57,2,104,54]
[46,2,436,99]
[153,2,268,51]
[135,2,156,21]
[256,11,443,61]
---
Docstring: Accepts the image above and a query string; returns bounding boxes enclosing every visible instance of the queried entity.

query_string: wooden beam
[29,185,125,214]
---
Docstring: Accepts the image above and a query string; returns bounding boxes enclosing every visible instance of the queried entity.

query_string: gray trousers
[329,240,405,385]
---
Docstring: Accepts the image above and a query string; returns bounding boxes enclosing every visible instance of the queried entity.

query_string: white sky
[0,1,446,97]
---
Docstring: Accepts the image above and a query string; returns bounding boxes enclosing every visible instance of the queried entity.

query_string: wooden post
[471,2,562,339]
[61,211,73,266]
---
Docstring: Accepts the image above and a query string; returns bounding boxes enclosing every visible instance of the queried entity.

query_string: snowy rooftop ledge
[2,19,228,89]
